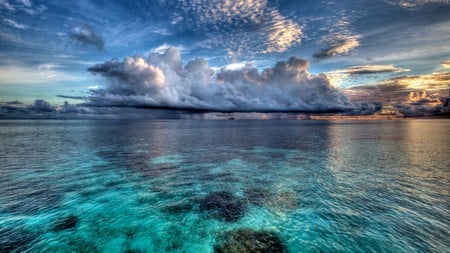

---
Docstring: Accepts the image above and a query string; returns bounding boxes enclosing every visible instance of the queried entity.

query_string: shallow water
[0,119,449,252]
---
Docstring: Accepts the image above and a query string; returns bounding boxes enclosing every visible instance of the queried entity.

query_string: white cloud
[87,46,373,113]
[326,64,411,88]
[441,60,450,68]
[3,18,29,29]
[177,0,302,54]
[0,0,15,11]
[329,65,410,75]
[384,0,450,8]
[314,35,361,59]
[16,0,31,7]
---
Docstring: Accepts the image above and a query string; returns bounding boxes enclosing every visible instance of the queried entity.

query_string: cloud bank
[87,47,371,113]
[345,72,450,117]
[70,25,104,50]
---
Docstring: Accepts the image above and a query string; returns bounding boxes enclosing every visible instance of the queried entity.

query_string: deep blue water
[0,119,449,253]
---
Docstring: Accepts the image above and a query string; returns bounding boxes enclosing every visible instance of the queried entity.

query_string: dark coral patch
[53,215,79,231]
[214,228,287,253]
[199,191,246,222]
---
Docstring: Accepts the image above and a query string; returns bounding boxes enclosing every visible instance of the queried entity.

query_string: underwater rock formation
[199,191,246,222]
[53,215,79,231]
[214,228,287,253]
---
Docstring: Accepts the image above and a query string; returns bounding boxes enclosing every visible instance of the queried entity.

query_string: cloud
[16,0,31,7]
[0,64,83,84]
[0,99,206,119]
[394,92,450,117]
[329,65,410,75]
[314,35,360,59]
[0,0,15,11]
[441,60,450,68]
[345,72,450,117]
[30,99,53,112]
[2,18,29,29]
[325,64,410,88]
[69,25,104,50]
[384,0,450,8]
[87,46,379,114]
[175,0,302,54]
[21,4,46,15]
[386,72,450,90]
[56,95,87,100]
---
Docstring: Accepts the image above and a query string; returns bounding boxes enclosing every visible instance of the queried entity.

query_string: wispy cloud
[326,64,410,88]
[0,0,15,11]
[2,18,28,29]
[0,64,86,84]
[441,60,450,68]
[175,0,302,54]
[69,25,104,50]
[314,35,360,59]
[384,0,450,8]
[329,65,410,75]
[16,0,31,7]
[312,15,361,59]
[382,72,450,91]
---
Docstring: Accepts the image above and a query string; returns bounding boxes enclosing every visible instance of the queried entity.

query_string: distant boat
[228,117,235,120]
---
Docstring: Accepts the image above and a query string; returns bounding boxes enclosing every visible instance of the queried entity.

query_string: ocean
[0,119,449,252]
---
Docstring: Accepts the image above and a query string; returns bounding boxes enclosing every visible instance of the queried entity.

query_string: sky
[0,0,449,118]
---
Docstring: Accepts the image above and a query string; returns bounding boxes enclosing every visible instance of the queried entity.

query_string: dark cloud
[0,99,208,119]
[87,47,373,113]
[4,100,23,105]
[69,25,104,50]
[29,99,54,112]
[56,95,87,100]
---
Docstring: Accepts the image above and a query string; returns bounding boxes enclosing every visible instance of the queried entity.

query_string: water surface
[0,119,449,252]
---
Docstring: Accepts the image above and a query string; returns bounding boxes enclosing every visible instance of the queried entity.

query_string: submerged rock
[53,215,78,231]
[0,227,37,252]
[214,228,287,253]
[199,191,246,222]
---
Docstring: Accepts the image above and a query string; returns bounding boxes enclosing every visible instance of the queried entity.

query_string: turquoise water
[0,119,449,252]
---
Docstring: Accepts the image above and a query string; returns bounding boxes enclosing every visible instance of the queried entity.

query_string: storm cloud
[87,47,371,113]
[70,25,104,50]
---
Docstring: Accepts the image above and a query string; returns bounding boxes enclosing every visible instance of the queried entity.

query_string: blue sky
[0,0,449,117]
